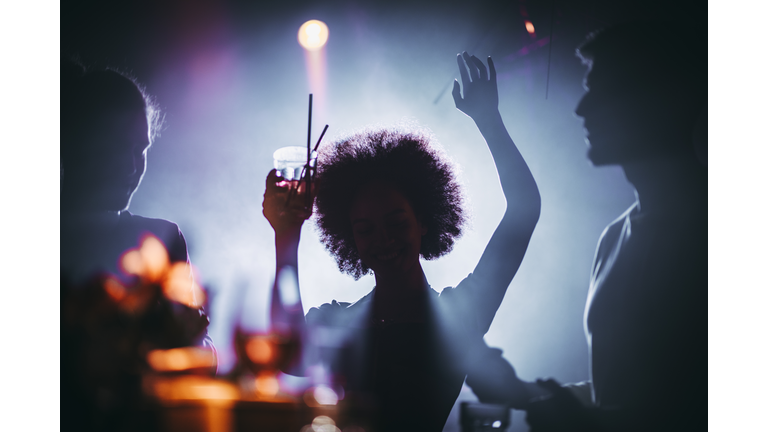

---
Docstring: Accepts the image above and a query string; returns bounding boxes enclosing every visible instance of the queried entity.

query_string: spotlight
[298,20,329,51]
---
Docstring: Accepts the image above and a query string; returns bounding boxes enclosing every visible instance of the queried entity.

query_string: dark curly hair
[314,127,466,280]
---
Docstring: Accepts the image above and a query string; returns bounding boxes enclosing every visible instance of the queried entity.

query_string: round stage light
[298,20,329,51]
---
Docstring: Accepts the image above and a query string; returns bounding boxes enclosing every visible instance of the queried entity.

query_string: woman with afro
[262,53,540,431]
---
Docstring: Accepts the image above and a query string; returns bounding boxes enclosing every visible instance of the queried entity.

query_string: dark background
[61,1,707,430]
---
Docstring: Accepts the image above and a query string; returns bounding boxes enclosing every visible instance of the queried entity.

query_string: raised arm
[262,169,313,374]
[453,52,541,331]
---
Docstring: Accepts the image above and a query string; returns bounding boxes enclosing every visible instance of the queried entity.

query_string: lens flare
[298,20,329,51]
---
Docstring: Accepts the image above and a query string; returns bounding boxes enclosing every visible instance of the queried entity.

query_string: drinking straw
[285,123,329,209]
[306,94,313,209]
[312,124,329,155]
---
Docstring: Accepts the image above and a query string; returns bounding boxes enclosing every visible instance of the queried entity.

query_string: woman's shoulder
[434,273,485,330]
[436,273,480,302]
[306,290,374,327]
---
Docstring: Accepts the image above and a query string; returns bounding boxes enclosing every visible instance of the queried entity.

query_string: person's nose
[376,227,395,247]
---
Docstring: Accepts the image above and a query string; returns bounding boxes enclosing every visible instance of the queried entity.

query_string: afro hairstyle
[314,127,466,280]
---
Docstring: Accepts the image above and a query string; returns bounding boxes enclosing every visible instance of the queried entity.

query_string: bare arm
[262,169,313,374]
[453,53,541,332]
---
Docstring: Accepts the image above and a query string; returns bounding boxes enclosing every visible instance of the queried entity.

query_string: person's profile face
[65,107,150,211]
[574,62,674,166]
[349,183,427,279]
[575,62,691,166]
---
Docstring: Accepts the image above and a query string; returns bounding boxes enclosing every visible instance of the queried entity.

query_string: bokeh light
[525,20,535,34]
[298,20,329,51]
[148,376,239,403]
[147,347,217,372]
[245,336,273,364]
[307,415,340,432]
[255,372,280,398]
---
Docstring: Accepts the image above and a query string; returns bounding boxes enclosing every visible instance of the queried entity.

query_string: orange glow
[119,234,208,308]
[147,347,217,372]
[162,262,207,308]
[121,249,145,276]
[298,20,329,51]
[146,376,238,405]
[120,234,170,281]
[103,277,127,301]
[255,372,279,398]
[141,235,170,280]
[245,337,273,364]
[525,20,535,34]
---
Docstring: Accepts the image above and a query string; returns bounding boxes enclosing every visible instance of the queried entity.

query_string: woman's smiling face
[349,182,427,279]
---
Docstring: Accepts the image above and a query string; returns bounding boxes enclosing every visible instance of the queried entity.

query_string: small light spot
[245,337,273,364]
[103,277,126,301]
[255,372,279,398]
[525,20,535,34]
[492,420,502,428]
[313,385,339,405]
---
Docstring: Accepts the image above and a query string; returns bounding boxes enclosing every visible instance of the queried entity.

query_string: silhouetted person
[261,53,541,431]
[60,59,189,285]
[60,59,214,431]
[465,21,707,432]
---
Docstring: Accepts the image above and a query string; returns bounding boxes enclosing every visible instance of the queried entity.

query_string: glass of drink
[273,146,317,210]
[273,146,317,181]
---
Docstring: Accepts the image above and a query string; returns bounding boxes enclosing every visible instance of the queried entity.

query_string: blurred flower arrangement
[61,234,345,432]
[61,234,215,432]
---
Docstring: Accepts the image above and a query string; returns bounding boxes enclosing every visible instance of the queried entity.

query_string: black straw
[313,124,329,154]
[306,94,313,208]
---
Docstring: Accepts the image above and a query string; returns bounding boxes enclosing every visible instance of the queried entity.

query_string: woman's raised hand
[262,169,316,236]
[452,52,499,120]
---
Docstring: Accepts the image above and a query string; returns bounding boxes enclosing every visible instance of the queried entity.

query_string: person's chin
[586,137,639,166]
[586,147,617,166]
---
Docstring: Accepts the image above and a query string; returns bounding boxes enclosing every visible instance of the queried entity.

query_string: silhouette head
[61,59,162,212]
[574,21,707,166]
[315,128,465,280]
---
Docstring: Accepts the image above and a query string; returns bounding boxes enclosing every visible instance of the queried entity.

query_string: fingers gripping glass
[273,94,329,212]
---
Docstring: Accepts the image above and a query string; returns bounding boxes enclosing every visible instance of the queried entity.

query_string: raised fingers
[266,169,280,192]
[452,79,463,106]
[462,51,480,82]
[471,55,488,81]
[488,56,497,83]
[456,53,471,87]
